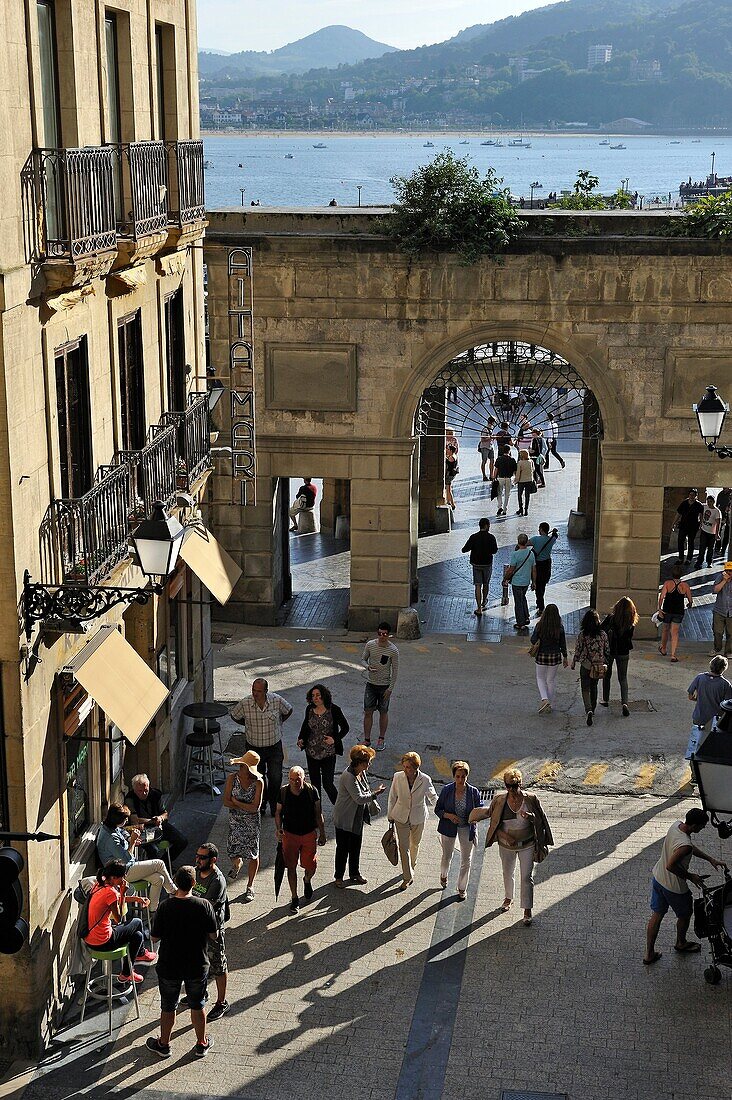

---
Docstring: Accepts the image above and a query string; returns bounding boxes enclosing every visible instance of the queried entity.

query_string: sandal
[658,648,667,656]
[674,941,701,953]
[643,951,662,965]
[670,656,679,663]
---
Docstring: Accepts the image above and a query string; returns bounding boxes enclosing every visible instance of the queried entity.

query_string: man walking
[545,412,565,469]
[712,562,732,657]
[529,430,547,488]
[508,534,536,634]
[673,489,703,562]
[494,445,517,517]
[231,678,293,816]
[696,494,722,568]
[461,518,499,617]
[147,866,218,1058]
[644,808,727,965]
[289,477,317,532]
[686,656,732,758]
[362,622,399,751]
[193,842,230,1020]
[529,523,559,615]
[275,766,326,914]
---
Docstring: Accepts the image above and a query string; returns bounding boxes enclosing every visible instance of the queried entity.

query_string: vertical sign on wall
[228,248,256,505]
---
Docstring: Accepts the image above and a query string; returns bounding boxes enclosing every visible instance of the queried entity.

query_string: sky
[196,0,552,53]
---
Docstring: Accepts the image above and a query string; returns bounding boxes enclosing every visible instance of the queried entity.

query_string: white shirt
[701,505,722,536]
[652,822,693,894]
[230,692,293,748]
[387,770,437,826]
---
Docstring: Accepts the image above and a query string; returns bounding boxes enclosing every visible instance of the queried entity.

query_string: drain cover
[424,744,442,752]
[567,580,592,592]
[502,1093,568,1100]
[211,632,231,644]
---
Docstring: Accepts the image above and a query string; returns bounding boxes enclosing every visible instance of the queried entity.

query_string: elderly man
[96,803,176,912]
[125,774,188,866]
[275,766,325,915]
[230,678,293,816]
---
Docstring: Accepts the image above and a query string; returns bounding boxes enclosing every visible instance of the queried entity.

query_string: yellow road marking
[583,763,609,786]
[312,643,326,651]
[277,641,294,650]
[415,645,430,653]
[478,646,494,654]
[433,755,453,779]
[535,760,561,784]
[635,763,657,790]
[676,765,693,792]
[490,758,518,779]
[341,644,358,652]
[448,646,461,653]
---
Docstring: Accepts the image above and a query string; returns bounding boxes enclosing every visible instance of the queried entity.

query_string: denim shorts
[364,683,390,712]
[650,877,692,919]
[158,973,209,1012]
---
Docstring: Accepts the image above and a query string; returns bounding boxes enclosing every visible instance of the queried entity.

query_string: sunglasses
[195,853,212,861]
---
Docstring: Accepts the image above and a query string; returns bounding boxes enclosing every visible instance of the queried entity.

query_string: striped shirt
[230,692,293,748]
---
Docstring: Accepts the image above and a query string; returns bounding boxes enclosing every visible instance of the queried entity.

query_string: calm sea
[202,133,732,209]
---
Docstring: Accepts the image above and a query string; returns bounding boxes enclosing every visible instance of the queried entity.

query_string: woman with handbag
[297,684,349,804]
[571,608,610,726]
[469,767,554,926]
[434,761,484,900]
[332,745,385,888]
[600,597,639,716]
[530,603,568,714]
[514,449,536,517]
[387,752,437,890]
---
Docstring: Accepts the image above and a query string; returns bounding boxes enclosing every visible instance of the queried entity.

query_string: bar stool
[127,880,152,937]
[182,731,218,800]
[80,944,140,1038]
[193,719,226,780]
[157,840,172,873]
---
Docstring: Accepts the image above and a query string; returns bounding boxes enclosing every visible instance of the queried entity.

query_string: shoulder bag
[381,823,399,866]
[504,549,534,583]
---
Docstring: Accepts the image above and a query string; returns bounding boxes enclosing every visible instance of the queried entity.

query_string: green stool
[80,944,140,1038]
[127,881,152,937]
[157,840,172,874]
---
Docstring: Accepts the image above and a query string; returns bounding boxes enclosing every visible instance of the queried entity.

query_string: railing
[165,393,211,490]
[22,146,116,262]
[39,461,133,587]
[120,423,179,521]
[109,141,168,238]
[165,140,205,226]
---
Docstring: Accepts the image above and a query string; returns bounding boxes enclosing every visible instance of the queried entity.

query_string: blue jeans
[158,973,209,1012]
[512,585,529,628]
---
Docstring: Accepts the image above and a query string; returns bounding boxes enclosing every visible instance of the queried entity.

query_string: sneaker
[135,949,158,965]
[622,704,630,717]
[146,1036,171,1059]
[207,1000,230,1021]
[303,879,313,901]
[376,739,385,752]
[117,970,144,985]
[193,1036,213,1058]
[289,897,300,915]
[244,886,255,902]
[538,699,550,714]
[586,711,593,726]
[599,700,609,707]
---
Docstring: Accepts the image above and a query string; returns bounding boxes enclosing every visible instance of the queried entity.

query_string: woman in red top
[85,859,156,985]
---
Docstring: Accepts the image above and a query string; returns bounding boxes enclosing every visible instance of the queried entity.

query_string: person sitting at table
[96,802,176,913]
[125,773,188,865]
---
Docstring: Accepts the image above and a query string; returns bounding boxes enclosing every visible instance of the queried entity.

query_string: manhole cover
[211,632,231,644]
[502,1093,568,1100]
[567,580,593,592]
[424,744,442,752]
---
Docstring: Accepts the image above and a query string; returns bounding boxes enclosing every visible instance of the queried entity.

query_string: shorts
[472,564,493,586]
[158,973,209,1013]
[282,830,318,876]
[364,683,390,713]
[650,877,693,919]
[206,930,228,977]
[663,612,685,625]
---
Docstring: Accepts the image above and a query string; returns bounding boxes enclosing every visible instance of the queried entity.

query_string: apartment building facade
[0,0,220,1054]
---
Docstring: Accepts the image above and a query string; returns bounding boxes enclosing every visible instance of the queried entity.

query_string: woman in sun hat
[223,750,264,898]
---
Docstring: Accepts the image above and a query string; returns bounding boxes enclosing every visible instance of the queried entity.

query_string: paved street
[4,630,730,1100]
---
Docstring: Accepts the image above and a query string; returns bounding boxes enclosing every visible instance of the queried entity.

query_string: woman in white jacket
[388,752,437,890]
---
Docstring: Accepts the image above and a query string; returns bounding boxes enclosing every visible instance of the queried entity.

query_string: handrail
[107,141,168,238]
[22,146,116,262]
[165,140,205,226]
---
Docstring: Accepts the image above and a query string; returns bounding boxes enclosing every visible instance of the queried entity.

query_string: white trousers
[498,478,512,510]
[498,844,535,909]
[440,828,473,894]
[125,858,176,911]
[289,498,306,520]
[535,662,559,704]
[394,821,424,884]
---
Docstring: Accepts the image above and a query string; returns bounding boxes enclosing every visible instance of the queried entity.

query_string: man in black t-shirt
[147,866,218,1059]
[193,842,229,1021]
[275,766,326,915]
[494,445,517,517]
[462,518,499,617]
[673,489,704,561]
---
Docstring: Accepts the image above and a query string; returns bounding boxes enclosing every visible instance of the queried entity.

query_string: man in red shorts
[275,766,326,915]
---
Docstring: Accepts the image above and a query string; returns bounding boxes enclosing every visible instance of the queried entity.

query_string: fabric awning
[179,525,241,605]
[65,626,169,745]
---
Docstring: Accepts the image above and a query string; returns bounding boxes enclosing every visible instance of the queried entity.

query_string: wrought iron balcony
[108,141,168,239]
[120,422,179,522]
[164,393,212,491]
[165,140,205,226]
[22,146,116,262]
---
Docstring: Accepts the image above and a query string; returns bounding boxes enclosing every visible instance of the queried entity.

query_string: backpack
[74,880,113,940]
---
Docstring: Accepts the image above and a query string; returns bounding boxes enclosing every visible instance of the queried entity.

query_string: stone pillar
[320,477,350,536]
[418,388,446,535]
[570,394,599,538]
[212,464,278,626]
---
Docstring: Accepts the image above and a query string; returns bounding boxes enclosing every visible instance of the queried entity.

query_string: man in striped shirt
[230,679,293,816]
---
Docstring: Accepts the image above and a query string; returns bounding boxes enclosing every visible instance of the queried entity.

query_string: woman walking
[530,603,568,714]
[445,443,459,510]
[600,596,639,716]
[658,563,693,662]
[434,761,484,900]
[387,752,437,890]
[297,684,349,804]
[514,449,535,517]
[332,745,386,887]
[470,768,554,926]
[223,751,264,899]
[571,609,610,726]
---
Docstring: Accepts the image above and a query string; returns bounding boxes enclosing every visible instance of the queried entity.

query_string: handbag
[527,479,538,495]
[501,564,511,605]
[528,640,540,658]
[381,823,399,866]
[589,662,607,680]
[490,478,499,500]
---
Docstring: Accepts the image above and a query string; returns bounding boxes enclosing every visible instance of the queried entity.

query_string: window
[169,595,182,686]
[164,289,186,411]
[154,24,177,140]
[65,728,91,853]
[155,26,165,141]
[117,312,146,451]
[104,12,123,219]
[55,339,93,499]
[37,1,61,148]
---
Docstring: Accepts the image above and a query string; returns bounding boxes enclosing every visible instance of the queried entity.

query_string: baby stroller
[693,870,732,984]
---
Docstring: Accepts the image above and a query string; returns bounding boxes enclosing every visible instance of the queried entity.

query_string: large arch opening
[413,339,603,635]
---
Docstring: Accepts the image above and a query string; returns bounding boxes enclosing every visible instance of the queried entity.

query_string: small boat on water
[459,139,470,145]
[508,137,530,147]
[313,142,326,149]
[670,140,682,145]
[692,139,701,143]
[610,143,626,150]
[598,139,610,146]
[481,139,496,145]
[284,153,294,159]
[423,141,434,147]
[203,160,213,169]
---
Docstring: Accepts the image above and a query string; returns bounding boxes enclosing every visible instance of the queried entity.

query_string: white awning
[179,525,241,605]
[65,626,169,746]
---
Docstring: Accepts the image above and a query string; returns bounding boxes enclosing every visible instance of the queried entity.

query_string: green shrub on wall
[678,191,732,240]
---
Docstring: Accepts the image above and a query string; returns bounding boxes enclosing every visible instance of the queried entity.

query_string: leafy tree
[549,169,608,210]
[381,150,526,264]
[677,191,732,240]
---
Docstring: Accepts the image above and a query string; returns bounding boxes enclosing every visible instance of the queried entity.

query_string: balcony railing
[165,393,212,491]
[109,141,168,239]
[165,140,205,226]
[120,422,179,521]
[22,146,116,262]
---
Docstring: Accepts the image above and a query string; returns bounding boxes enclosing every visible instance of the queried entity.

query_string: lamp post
[240,187,246,206]
[711,150,716,185]
[529,181,541,208]
[691,709,732,839]
[693,385,731,457]
[356,184,363,207]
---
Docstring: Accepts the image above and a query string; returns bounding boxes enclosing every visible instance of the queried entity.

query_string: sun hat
[724,562,732,571]
[229,750,263,777]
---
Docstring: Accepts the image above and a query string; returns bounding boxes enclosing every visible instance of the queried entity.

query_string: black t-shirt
[462,530,499,565]
[495,454,517,478]
[152,895,217,979]
[125,787,164,820]
[677,499,704,531]
[279,783,320,835]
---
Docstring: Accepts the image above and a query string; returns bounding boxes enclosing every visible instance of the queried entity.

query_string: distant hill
[198,26,397,78]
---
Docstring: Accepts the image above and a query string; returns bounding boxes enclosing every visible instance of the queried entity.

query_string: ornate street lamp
[691,711,732,839]
[130,501,185,582]
[694,385,730,456]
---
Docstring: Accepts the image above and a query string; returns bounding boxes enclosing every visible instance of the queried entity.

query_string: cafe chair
[79,943,140,1038]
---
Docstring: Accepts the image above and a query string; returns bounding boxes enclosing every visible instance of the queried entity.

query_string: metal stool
[182,732,218,800]
[193,719,226,780]
[157,840,172,873]
[127,880,152,937]
[80,944,140,1038]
